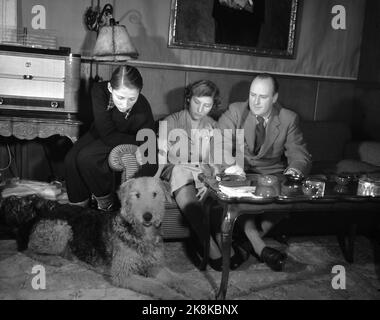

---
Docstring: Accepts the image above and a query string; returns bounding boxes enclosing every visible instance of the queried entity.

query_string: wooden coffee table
[199,173,380,300]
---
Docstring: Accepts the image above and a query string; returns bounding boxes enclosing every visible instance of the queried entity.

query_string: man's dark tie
[254,116,265,154]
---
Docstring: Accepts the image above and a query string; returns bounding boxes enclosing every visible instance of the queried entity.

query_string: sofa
[108,120,380,240]
[300,121,380,174]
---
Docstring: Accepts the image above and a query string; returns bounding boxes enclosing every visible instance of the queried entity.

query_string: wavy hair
[184,80,221,118]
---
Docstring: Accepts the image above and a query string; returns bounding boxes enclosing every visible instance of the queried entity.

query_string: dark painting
[168,0,300,58]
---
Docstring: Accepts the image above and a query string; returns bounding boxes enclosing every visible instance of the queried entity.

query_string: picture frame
[168,0,300,58]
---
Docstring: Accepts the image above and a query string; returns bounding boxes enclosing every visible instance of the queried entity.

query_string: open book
[218,180,262,198]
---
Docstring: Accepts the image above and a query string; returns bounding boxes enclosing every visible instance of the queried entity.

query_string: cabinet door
[0,78,64,99]
[0,54,65,79]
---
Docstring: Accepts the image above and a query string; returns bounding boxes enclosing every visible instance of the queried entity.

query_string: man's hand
[284,167,304,179]
[224,165,246,177]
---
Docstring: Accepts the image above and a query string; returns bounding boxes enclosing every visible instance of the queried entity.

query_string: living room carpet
[0,236,379,300]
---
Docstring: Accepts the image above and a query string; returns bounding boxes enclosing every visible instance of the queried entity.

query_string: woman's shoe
[209,252,244,271]
[230,252,244,270]
[208,257,223,272]
[230,243,245,270]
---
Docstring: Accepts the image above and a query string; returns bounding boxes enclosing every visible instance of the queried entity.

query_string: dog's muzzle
[141,212,162,228]
[142,212,162,228]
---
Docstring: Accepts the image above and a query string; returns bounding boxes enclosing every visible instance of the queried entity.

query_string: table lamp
[85,3,138,62]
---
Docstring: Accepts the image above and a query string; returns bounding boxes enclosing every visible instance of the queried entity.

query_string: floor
[1,234,379,300]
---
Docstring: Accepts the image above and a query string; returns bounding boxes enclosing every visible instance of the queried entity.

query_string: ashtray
[302,179,325,197]
[357,175,380,197]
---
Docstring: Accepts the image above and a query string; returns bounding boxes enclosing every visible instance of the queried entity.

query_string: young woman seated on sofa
[136,80,244,271]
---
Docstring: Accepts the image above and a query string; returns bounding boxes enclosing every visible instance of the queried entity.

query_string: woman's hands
[196,185,208,201]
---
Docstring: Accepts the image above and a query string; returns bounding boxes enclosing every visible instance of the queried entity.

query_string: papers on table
[218,185,262,199]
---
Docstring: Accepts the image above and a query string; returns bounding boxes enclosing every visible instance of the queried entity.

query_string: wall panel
[138,67,186,119]
[314,81,356,123]
[354,86,380,140]
[276,77,318,121]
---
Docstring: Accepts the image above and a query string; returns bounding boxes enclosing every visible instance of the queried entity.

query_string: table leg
[199,195,213,270]
[347,223,357,263]
[337,221,357,263]
[216,204,238,300]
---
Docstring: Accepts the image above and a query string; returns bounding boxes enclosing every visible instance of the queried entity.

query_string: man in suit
[217,73,312,271]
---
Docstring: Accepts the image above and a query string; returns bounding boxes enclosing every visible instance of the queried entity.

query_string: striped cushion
[108,144,139,181]
[162,200,190,239]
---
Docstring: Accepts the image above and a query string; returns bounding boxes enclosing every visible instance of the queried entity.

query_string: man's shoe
[97,202,118,213]
[260,247,287,272]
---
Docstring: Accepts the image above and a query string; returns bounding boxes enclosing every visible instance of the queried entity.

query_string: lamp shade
[92,25,138,61]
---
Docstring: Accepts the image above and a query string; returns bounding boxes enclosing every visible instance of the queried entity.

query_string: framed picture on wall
[168,0,300,58]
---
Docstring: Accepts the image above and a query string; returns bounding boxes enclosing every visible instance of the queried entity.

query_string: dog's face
[118,177,170,240]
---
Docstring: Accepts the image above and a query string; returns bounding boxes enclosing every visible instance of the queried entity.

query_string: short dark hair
[254,73,279,95]
[184,80,221,111]
[110,65,143,91]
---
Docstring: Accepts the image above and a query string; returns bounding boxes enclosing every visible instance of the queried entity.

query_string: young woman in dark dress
[64,65,155,211]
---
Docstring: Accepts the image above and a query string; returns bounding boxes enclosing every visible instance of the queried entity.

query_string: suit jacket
[217,101,312,175]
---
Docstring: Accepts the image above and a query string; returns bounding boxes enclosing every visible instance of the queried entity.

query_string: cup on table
[302,179,325,198]
[357,175,380,197]
[255,175,280,197]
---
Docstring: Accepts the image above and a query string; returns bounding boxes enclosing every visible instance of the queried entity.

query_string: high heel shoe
[208,257,223,272]
[230,253,244,270]
[209,252,244,271]
[230,243,245,270]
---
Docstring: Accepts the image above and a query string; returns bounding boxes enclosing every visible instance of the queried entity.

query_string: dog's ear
[158,179,173,203]
[118,178,135,203]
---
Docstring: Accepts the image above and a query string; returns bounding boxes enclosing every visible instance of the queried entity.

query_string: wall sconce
[85,3,138,62]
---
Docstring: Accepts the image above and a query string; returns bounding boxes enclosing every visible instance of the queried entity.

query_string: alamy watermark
[31,264,46,290]
[331,265,346,290]
[135,121,245,168]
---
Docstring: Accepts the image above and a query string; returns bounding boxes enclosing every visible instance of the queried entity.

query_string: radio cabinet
[0,48,81,114]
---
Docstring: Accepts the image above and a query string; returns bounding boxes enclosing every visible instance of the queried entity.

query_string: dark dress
[64,82,156,203]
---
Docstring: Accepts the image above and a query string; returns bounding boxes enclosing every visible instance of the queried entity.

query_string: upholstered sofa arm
[344,141,380,167]
[337,141,380,174]
[108,144,140,182]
